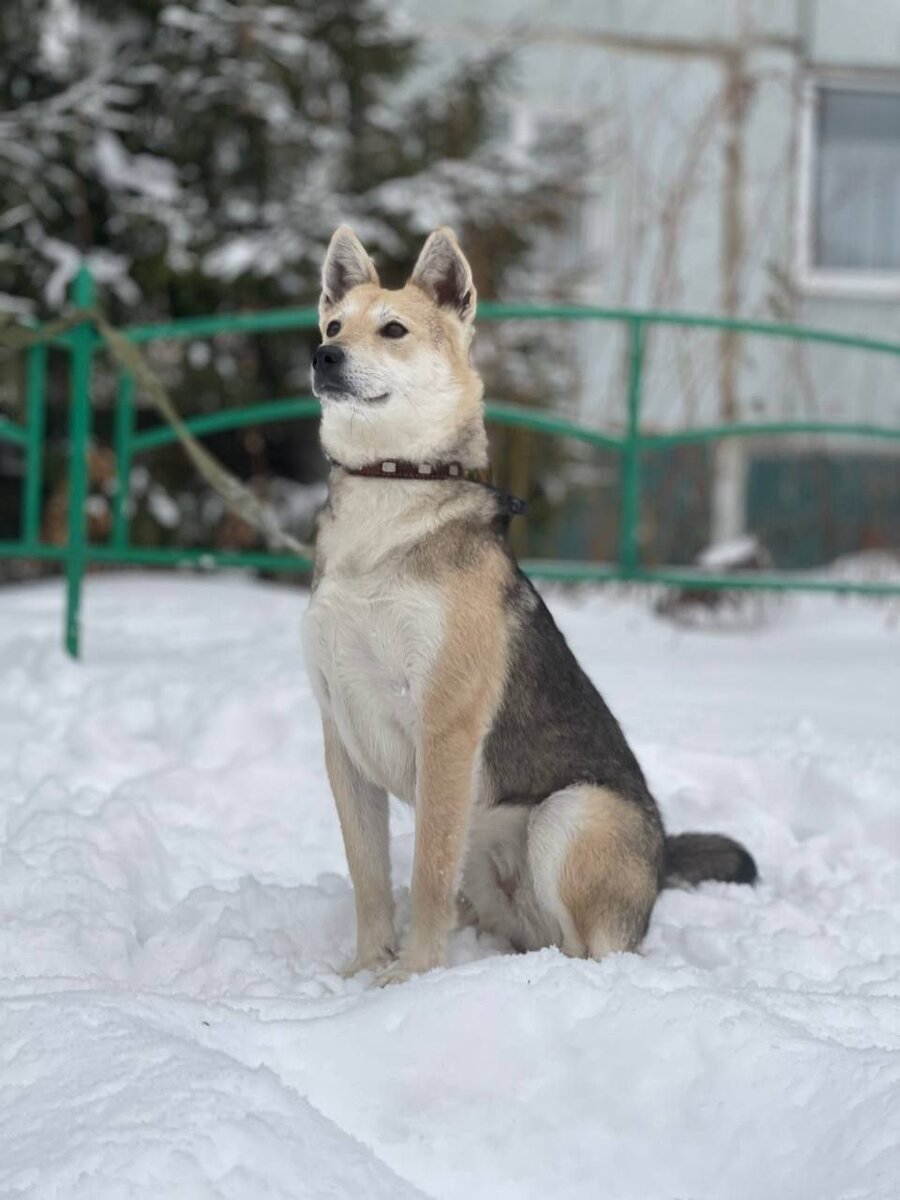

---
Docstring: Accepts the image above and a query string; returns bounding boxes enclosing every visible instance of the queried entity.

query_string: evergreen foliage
[0,0,584,554]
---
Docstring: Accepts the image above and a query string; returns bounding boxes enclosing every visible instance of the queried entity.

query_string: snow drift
[0,575,897,1198]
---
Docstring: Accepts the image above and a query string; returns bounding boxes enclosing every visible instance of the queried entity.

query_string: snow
[1,574,898,1199]
[202,235,269,281]
[696,533,763,568]
[147,483,181,529]
[94,131,180,204]
[39,0,80,74]
[36,235,139,308]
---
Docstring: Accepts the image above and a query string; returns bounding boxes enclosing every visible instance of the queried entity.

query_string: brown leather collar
[335,457,490,484]
[327,456,526,515]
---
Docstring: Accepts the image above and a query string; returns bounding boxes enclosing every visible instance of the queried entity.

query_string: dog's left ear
[409,227,476,325]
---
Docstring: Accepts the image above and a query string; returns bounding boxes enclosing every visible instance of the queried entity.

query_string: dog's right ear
[320,226,379,314]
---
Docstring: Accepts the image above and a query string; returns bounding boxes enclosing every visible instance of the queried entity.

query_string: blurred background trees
[5,2,896,581]
[0,0,584,563]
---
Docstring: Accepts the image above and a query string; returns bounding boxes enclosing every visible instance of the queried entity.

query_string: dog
[303,225,757,985]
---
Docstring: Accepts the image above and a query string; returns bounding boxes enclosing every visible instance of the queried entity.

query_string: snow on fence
[1,265,900,658]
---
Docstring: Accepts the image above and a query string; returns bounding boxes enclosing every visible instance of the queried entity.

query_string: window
[798,77,900,295]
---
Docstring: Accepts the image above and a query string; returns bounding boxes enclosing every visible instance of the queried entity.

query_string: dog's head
[311,226,487,469]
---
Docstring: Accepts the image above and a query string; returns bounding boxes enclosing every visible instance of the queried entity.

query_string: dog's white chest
[302,571,444,802]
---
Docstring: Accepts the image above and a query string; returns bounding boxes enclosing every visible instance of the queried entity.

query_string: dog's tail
[663,832,757,888]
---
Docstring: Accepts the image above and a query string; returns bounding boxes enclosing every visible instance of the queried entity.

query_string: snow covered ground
[1,573,898,1199]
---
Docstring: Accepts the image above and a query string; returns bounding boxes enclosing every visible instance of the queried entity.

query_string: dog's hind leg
[527,785,663,959]
[461,805,560,952]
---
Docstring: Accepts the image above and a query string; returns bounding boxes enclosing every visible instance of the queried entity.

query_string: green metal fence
[1,265,899,658]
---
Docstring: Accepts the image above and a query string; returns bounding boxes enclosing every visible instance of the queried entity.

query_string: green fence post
[619,317,645,579]
[65,265,96,658]
[22,342,48,548]
[111,371,134,550]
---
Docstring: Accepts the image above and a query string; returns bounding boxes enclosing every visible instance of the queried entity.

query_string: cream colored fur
[316,226,487,471]
[303,485,446,805]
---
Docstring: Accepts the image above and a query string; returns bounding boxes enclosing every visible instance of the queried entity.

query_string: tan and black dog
[303,226,756,985]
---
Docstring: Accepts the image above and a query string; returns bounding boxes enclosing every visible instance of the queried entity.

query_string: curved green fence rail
[1,266,899,657]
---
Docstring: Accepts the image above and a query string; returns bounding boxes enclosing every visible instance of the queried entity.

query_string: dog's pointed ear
[320,226,379,313]
[409,227,476,324]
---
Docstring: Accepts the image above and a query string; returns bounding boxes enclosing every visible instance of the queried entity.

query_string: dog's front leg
[323,718,396,976]
[375,563,506,987]
[377,724,479,985]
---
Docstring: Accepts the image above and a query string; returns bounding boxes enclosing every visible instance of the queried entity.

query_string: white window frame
[795,70,900,300]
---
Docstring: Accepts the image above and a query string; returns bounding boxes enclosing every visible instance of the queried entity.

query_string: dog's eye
[380,321,408,339]
[325,319,341,338]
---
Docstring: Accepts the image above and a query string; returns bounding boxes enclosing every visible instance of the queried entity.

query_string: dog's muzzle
[312,343,348,395]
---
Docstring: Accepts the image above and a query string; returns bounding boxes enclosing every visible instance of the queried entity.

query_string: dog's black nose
[312,344,346,373]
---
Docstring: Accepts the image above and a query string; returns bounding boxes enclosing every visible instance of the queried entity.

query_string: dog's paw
[372,959,415,988]
[373,951,444,988]
[338,946,396,979]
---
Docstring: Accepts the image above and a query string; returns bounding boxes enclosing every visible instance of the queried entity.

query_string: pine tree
[0,0,585,552]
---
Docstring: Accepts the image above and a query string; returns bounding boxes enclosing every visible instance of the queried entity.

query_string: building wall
[406,0,900,436]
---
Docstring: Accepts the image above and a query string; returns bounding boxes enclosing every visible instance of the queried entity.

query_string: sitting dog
[303,225,756,985]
